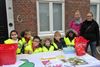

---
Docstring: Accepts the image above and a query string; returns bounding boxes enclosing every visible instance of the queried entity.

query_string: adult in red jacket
[69,10,82,35]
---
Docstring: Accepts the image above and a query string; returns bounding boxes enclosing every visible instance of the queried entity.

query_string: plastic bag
[75,36,89,56]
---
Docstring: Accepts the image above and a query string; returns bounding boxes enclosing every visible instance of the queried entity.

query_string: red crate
[0,44,18,66]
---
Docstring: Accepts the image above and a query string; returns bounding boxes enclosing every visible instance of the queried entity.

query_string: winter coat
[69,20,82,35]
[80,19,99,45]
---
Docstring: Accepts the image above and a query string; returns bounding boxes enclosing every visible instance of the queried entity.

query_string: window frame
[90,1,100,30]
[38,2,50,32]
[90,4,98,20]
[37,0,65,36]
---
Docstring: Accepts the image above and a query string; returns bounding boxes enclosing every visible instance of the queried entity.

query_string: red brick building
[12,0,90,37]
[0,0,100,43]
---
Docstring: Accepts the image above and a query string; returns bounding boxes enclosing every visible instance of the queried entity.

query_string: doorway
[0,0,8,43]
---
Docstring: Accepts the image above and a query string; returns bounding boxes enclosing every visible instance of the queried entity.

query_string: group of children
[4,29,77,54]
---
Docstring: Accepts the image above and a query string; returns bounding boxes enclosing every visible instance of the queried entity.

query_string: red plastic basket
[0,44,18,66]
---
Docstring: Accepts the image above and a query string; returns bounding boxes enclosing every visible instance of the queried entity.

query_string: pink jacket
[69,20,82,35]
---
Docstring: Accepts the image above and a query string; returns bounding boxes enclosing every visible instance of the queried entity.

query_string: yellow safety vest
[4,39,15,44]
[18,38,33,53]
[33,47,42,53]
[64,37,75,46]
[42,45,54,52]
[52,42,58,49]
[4,39,20,54]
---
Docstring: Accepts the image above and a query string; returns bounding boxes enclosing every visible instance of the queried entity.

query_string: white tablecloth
[2,51,100,67]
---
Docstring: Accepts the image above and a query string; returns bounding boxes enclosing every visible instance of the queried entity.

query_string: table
[2,51,100,67]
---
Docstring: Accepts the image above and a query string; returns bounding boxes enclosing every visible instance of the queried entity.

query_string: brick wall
[65,0,90,32]
[13,0,90,36]
[13,0,37,36]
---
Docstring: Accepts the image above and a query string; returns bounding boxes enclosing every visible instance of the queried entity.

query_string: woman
[80,12,99,57]
[69,10,82,35]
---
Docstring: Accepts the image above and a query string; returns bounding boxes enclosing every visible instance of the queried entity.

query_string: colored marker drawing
[19,59,35,67]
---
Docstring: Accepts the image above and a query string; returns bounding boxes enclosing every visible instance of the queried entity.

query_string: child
[4,30,21,54]
[42,38,54,52]
[32,36,42,53]
[18,30,33,54]
[52,31,63,50]
[62,29,77,47]
[4,30,19,44]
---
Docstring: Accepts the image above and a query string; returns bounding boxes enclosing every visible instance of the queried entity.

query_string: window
[90,3,100,29]
[37,0,65,36]
[53,3,62,31]
[39,3,49,31]
[90,5,97,20]
[99,5,100,27]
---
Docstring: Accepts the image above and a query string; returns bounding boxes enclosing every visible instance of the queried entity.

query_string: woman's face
[33,39,40,46]
[45,40,50,47]
[11,32,18,40]
[86,13,93,21]
[74,12,81,20]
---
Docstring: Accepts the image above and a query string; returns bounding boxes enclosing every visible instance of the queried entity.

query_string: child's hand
[24,43,28,46]
[28,51,32,54]
[33,42,39,46]
[24,50,28,54]
[25,50,32,54]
